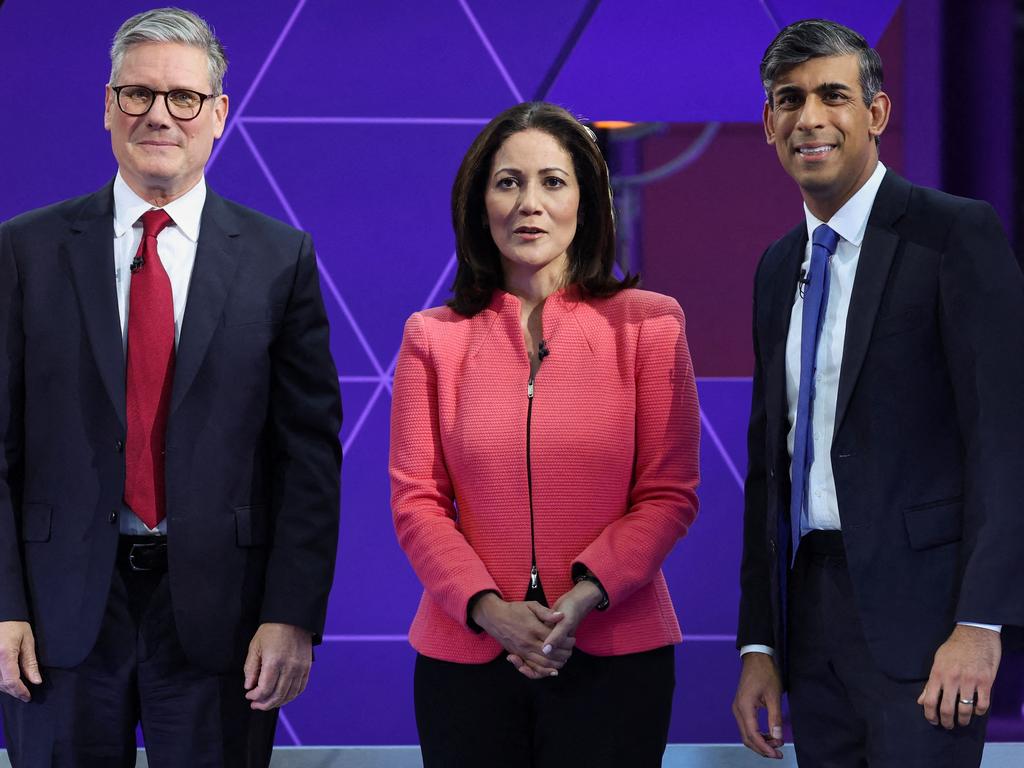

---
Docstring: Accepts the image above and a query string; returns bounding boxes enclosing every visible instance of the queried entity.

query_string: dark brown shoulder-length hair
[448,101,638,316]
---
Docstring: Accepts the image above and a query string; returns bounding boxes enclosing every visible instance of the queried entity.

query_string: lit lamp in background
[588,119,720,280]
[589,120,664,280]
[592,121,638,130]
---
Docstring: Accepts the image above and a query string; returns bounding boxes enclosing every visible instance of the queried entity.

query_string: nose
[517,181,542,215]
[795,95,826,132]
[145,94,174,128]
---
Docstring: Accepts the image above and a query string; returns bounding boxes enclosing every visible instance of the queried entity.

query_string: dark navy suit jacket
[0,181,342,672]
[738,170,1024,681]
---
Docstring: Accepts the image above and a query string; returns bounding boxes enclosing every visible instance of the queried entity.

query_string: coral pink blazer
[390,287,700,663]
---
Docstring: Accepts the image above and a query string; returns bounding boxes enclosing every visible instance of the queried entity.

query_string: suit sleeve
[0,221,28,622]
[259,233,342,640]
[571,298,700,607]
[939,202,1024,627]
[389,313,503,625]
[737,251,777,648]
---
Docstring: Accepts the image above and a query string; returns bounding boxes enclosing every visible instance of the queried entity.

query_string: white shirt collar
[803,161,887,248]
[112,172,207,242]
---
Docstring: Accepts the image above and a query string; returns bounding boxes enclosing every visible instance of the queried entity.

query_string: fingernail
[772,726,783,739]
[549,669,558,677]
[542,644,552,655]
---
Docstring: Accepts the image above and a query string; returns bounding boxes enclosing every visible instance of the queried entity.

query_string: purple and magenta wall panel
[5,0,1018,747]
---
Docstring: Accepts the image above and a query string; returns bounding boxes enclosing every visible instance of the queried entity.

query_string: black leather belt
[798,529,845,559]
[118,536,168,573]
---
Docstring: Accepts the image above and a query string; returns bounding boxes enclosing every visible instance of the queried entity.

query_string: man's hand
[243,623,313,711]
[0,621,42,703]
[471,594,566,679]
[506,580,603,679]
[733,652,784,759]
[918,624,1001,729]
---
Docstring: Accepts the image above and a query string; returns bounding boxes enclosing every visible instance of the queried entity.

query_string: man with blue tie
[0,8,341,765]
[732,19,1024,766]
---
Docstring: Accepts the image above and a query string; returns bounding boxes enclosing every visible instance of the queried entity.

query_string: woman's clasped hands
[471,580,604,679]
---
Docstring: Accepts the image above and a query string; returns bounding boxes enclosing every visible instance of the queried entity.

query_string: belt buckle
[128,542,157,572]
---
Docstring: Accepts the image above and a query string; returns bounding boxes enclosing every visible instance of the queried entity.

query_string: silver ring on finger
[959,696,975,706]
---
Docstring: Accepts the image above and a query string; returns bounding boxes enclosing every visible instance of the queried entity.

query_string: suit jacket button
[769,538,777,554]
[769,468,776,479]
[114,440,124,452]
[109,510,118,524]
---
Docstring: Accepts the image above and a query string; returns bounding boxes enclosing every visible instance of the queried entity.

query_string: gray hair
[760,19,883,110]
[110,7,228,94]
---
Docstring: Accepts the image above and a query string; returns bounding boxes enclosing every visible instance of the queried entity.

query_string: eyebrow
[816,81,853,94]
[116,82,212,96]
[774,81,854,97]
[493,166,570,176]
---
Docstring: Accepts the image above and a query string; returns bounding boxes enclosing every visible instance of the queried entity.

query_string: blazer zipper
[526,371,540,593]
[525,339,549,604]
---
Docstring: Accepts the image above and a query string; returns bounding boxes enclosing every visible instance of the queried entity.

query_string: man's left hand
[244,623,313,710]
[917,624,1001,729]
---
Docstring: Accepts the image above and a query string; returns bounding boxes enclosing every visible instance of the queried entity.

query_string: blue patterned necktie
[789,223,840,563]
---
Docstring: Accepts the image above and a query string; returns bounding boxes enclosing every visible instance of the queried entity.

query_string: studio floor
[3,743,1021,767]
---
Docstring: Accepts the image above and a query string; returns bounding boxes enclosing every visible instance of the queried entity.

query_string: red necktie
[124,209,175,529]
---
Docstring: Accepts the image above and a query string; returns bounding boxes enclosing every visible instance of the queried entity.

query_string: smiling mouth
[514,227,547,235]
[796,145,836,156]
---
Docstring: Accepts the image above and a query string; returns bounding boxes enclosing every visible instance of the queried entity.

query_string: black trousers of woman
[414,645,675,768]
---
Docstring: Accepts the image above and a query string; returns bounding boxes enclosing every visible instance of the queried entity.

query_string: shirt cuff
[957,622,1002,633]
[739,644,775,657]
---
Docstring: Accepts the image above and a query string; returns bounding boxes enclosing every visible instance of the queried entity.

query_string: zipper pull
[530,565,539,588]
[527,380,534,399]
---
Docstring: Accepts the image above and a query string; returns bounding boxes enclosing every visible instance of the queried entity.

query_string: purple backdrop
[1,0,1019,748]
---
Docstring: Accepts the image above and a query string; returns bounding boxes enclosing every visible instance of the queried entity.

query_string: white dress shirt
[784,162,887,534]
[741,162,996,657]
[112,173,205,535]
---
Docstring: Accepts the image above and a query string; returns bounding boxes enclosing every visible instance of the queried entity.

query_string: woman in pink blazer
[390,101,700,767]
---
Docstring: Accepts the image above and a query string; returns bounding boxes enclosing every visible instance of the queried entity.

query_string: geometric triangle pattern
[199,2,766,744]
[0,0,916,749]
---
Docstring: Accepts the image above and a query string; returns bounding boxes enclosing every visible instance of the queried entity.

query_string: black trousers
[1,557,276,767]
[787,531,987,768]
[414,645,675,768]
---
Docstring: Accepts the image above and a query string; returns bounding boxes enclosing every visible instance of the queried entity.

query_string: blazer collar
[470,286,594,361]
[834,169,912,433]
[64,181,125,427]
[63,182,245,426]
[763,223,807,459]
[169,187,242,415]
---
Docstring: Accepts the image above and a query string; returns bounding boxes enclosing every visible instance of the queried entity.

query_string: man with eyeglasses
[0,8,341,765]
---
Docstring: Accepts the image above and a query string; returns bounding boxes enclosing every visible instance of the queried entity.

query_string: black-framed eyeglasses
[111,84,216,121]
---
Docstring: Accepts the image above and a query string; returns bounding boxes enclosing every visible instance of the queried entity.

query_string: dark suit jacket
[738,170,1024,681]
[0,181,342,673]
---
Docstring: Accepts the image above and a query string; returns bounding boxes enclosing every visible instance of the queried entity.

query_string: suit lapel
[170,189,241,415]
[63,183,126,428]
[764,226,806,461]
[834,171,911,434]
